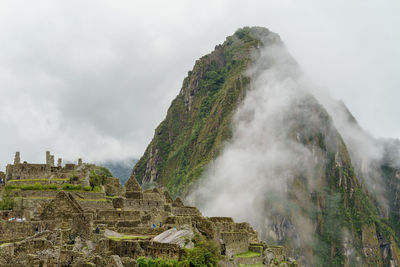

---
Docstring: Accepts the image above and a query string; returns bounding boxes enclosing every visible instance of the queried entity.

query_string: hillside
[130,26,400,266]
[98,158,138,185]
[133,27,270,196]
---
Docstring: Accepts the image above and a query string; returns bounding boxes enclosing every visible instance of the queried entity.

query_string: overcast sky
[0,0,399,169]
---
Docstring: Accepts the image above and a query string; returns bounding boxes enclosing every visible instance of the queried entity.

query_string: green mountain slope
[133,27,271,196]
[129,27,400,266]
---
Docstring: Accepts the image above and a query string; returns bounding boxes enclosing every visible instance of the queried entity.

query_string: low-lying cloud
[188,31,396,262]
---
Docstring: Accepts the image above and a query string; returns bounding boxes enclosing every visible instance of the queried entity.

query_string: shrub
[137,234,220,267]
[182,234,220,266]
[83,186,92,191]
[92,186,102,192]
[69,174,80,183]
[0,187,15,210]
[21,183,42,190]
[89,166,112,189]
[137,257,178,267]
[5,185,18,190]
[6,183,59,191]
[62,184,82,191]
[42,184,58,190]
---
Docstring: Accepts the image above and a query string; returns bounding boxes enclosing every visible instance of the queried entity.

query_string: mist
[188,37,321,250]
[188,30,395,261]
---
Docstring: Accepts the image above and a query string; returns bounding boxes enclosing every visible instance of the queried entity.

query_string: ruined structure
[0,152,292,266]
[5,151,86,181]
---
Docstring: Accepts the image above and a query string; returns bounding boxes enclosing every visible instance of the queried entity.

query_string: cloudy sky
[0,0,399,169]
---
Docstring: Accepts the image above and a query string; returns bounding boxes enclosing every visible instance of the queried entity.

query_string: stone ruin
[0,152,294,266]
[5,151,86,181]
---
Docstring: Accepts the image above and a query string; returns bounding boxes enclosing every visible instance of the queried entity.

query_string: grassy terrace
[234,251,261,258]
[77,198,108,202]
[106,235,150,241]
[8,178,70,183]
[15,196,53,200]
[14,197,108,202]
[6,183,102,192]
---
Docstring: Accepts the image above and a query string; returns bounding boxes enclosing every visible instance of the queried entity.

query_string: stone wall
[0,243,14,258]
[15,198,52,220]
[96,210,141,221]
[104,178,123,197]
[6,163,48,180]
[142,192,164,201]
[115,220,142,228]
[4,151,88,182]
[125,199,165,211]
[108,240,145,258]
[14,238,52,255]
[11,190,105,199]
[209,217,234,223]
[0,221,60,242]
[77,200,113,211]
[164,216,192,228]
[171,206,201,216]
[40,191,83,220]
[116,227,166,236]
[141,241,182,259]
[220,232,249,255]
[191,215,216,239]
[266,246,285,262]
[0,221,35,241]
[71,213,93,239]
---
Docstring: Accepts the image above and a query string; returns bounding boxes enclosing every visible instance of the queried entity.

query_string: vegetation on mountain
[133,27,267,197]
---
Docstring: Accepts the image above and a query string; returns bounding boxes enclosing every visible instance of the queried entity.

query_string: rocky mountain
[98,158,138,185]
[129,27,400,266]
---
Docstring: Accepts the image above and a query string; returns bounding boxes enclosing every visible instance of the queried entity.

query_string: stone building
[5,151,85,181]
[0,153,291,266]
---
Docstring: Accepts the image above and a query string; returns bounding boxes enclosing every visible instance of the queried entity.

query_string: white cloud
[0,0,399,168]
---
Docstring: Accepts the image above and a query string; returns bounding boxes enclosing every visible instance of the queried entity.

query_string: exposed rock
[107,255,124,267]
[153,226,194,248]
[172,197,184,207]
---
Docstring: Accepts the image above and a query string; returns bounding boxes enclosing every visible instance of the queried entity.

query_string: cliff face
[129,27,400,266]
[133,27,272,196]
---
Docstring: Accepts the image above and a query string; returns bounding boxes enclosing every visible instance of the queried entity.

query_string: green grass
[7,178,69,182]
[7,183,58,191]
[77,198,107,202]
[62,184,82,191]
[7,183,102,192]
[234,251,261,258]
[106,235,149,241]
[136,234,220,266]
[15,196,54,200]
[106,195,120,199]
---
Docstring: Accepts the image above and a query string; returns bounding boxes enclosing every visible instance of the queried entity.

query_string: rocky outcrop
[131,27,264,195]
